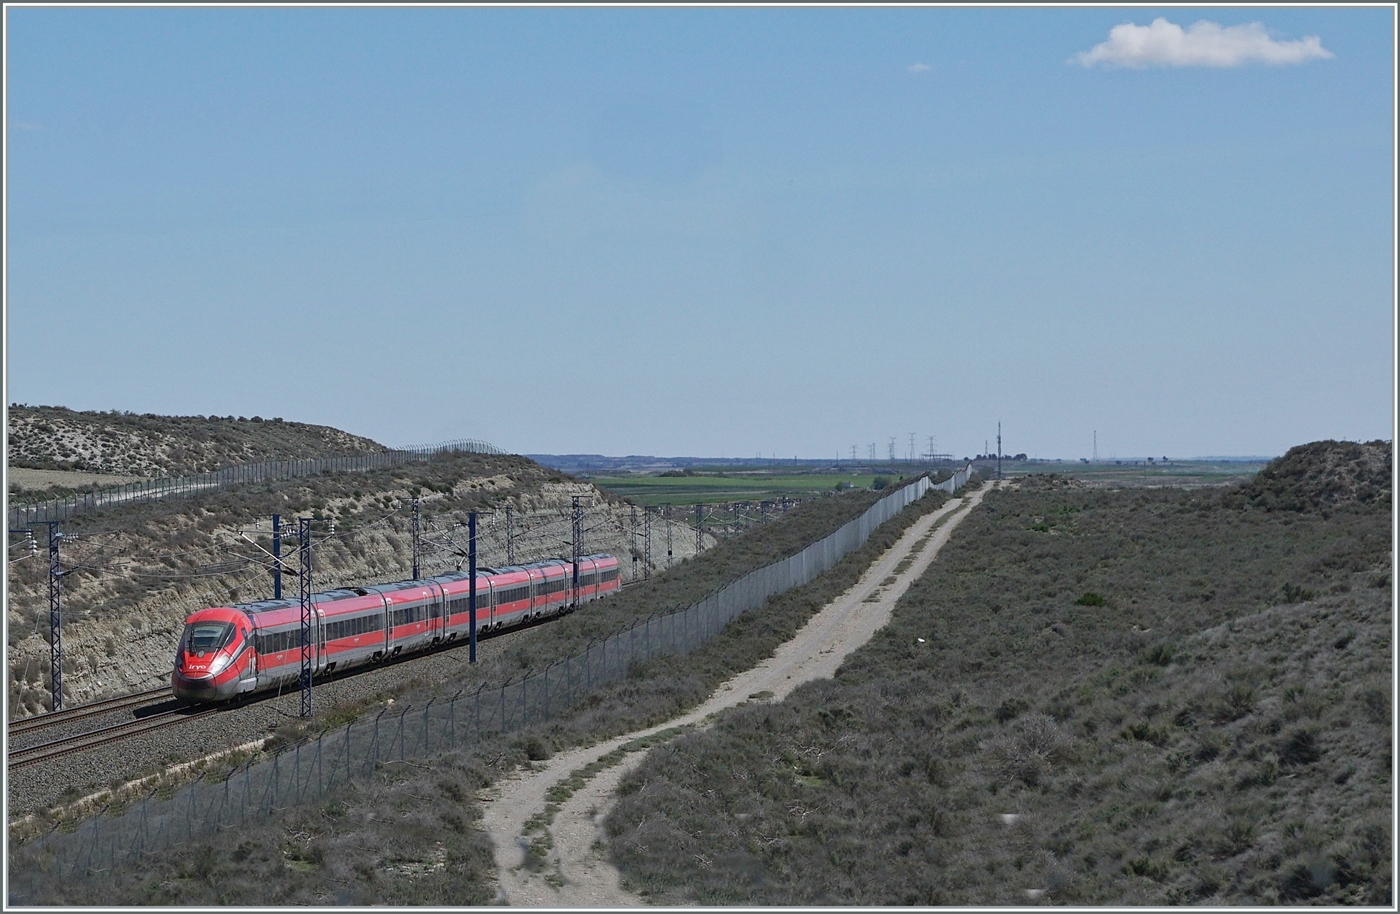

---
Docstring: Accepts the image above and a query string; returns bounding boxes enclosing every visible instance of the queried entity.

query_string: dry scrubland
[7,405,384,483]
[8,478,944,905]
[5,451,718,715]
[6,421,1391,907]
[605,441,1392,905]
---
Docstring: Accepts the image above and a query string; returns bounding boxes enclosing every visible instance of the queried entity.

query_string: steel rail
[8,707,220,769]
[7,688,172,739]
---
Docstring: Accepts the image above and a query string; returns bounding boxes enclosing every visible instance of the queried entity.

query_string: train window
[262,630,294,653]
[183,621,234,654]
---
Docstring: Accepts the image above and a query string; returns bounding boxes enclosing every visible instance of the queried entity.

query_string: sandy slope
[480,482,994,906]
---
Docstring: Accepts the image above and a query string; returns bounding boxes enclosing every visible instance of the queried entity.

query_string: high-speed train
[172,554,621,703]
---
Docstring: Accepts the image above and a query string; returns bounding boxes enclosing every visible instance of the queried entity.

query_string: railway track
[7,688,172,740]
[7,587,634,773]
[8,706,221,770]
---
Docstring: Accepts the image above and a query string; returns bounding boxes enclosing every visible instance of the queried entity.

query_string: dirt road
[480,482,993,906]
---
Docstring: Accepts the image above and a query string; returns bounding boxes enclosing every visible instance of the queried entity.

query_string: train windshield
[182,621,235,654]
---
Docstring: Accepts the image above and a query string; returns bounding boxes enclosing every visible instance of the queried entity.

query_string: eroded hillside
[7,451,714,715]
[8,405,386,478]
[1225,439,1391,512]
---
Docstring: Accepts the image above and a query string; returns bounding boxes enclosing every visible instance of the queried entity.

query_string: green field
[996,459,1269,488]
[592,460,1266,506]
[590,473,894,506]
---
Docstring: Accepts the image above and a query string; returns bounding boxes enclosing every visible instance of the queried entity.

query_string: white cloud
[908,63,931,74]
[1075,18,1333,68]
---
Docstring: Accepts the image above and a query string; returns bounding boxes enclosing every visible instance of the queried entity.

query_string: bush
[604,477,1392,905]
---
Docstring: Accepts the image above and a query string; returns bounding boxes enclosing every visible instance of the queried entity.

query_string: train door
[237,617,258,692]
[526,567,541,619]
[315,604,328,674]
[368,588,390,659]
[429,582,445,643]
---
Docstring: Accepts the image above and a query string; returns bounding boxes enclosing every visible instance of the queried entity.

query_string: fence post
[137,790,151,854]
[475,684,484,737]
[448,690,461,747]
[337,720,351,789]
[270,750,280,811]
[369,709,387,776]
[185,772,201,841]
[314,731,325,799]
[84,805,105,875]
[422,698,435,755]
[543,663,551,720]
[398,705,409,760]
[218,767,232,832]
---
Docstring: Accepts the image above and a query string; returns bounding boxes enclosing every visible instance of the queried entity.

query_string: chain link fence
[9,465,973,884]
[7,439,505,530]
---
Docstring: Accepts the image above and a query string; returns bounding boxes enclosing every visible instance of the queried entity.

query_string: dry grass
[603,445,1392,905]
[8,480,952,905]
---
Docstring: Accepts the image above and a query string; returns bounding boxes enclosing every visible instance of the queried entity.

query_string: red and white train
[171,554,622,703]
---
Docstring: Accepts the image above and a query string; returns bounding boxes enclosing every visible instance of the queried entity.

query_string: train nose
[172,670,219,702]
[172,650,240,702]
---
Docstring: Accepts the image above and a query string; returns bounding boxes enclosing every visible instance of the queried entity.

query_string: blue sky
[4,6,1394,460]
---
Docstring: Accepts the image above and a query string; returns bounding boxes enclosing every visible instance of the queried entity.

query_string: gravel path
[481,483,993,906]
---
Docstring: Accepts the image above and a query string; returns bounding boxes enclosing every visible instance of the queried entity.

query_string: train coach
[172,554,622,703]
